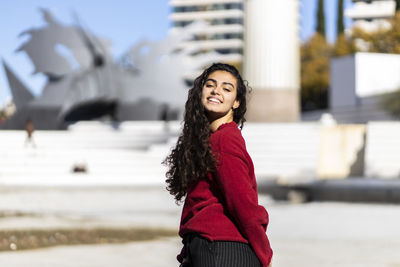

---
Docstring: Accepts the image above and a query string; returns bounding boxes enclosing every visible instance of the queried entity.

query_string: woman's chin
[206,111,230,121]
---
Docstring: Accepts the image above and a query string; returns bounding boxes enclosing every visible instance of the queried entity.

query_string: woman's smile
[207,96,222,104]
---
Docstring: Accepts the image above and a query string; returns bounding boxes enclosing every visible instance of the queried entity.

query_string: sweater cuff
[177,246,185,263]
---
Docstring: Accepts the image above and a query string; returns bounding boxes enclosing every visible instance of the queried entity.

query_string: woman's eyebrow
[206,78,234,88]
[222,82,234,88]
[205,78,217,84]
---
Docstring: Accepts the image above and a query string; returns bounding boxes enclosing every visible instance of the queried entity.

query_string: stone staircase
[4,120,397,186]
[0,121,181,186]
[0,121,322,186]
[242,123,321,183]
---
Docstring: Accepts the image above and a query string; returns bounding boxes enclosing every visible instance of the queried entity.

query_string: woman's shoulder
[212,122,246,154]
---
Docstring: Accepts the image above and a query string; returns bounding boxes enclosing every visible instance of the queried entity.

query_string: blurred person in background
[24,118,36,148]
[164,63,273,267]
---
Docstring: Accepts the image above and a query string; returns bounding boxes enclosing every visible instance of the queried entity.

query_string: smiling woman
[201,70,240,130]
[163,63,273,267]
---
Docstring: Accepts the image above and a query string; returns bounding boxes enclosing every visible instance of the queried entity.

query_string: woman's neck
[209,116,233,132]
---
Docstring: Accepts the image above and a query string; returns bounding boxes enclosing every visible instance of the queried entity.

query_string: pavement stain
[0,211,42,218]
[0,228,177,252]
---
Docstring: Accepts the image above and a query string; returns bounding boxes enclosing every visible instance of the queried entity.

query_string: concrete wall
[246,89,300,122]
[356,52,400,97]
[365,122,400,178]
[330,53,400,109]
[317,124,366,179]
[330,55,356,109]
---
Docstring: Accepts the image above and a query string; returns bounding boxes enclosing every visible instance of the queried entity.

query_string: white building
[169,0,244,69]
[345,0,396,33]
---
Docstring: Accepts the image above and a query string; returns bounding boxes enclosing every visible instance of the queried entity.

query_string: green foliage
[301,30,356,111]
[380,89,400,118]
[300,0,366,111]
[316,0,326,37]
[337,0,344,35]
[333,33,357,56]
[352,12,400,53]
[301,33,332,111]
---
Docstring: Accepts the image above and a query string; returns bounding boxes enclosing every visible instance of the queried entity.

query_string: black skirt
[181,234,261,267]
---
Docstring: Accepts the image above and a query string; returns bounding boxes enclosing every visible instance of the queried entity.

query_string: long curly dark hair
[163,63,249,202]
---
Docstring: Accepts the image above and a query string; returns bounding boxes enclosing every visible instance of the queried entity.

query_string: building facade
[345,0,396,33]
[169,0,244,73]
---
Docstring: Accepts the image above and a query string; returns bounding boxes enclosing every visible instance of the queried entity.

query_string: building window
[174,21,191,27]
[210,33,242,40]
[225,18,243,24]
[211,3,243,10]
[211,18,243,25]
[216,48,242,54]
[225,3,243,10]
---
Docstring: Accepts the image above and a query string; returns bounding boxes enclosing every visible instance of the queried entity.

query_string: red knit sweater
[178,121,273,267]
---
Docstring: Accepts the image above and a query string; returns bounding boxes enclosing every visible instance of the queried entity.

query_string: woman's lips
[207,97,222,103]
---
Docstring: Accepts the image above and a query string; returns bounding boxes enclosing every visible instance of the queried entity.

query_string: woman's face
[201,70,240,121]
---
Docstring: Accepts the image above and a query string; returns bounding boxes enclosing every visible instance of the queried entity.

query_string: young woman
[164,63,273,267]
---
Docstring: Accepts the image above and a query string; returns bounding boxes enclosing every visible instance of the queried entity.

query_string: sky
[0,0,354,107]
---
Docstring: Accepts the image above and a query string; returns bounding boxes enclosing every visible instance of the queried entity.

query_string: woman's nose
[211,86,221,95]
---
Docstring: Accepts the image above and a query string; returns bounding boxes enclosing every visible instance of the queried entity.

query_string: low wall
[317,124,366,179]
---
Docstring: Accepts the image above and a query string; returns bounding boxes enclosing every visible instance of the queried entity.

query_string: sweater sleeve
[215,133,273,267]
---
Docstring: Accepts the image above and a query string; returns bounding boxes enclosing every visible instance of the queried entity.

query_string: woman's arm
[215,141,273,267]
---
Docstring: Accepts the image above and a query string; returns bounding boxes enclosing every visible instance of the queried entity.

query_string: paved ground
[0,186,400,267]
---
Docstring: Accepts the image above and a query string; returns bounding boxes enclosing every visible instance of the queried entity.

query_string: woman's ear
[233,99,240,109]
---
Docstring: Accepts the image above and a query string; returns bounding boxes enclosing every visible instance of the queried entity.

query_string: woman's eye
[206,84,213,88]
[224,88,230,92]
